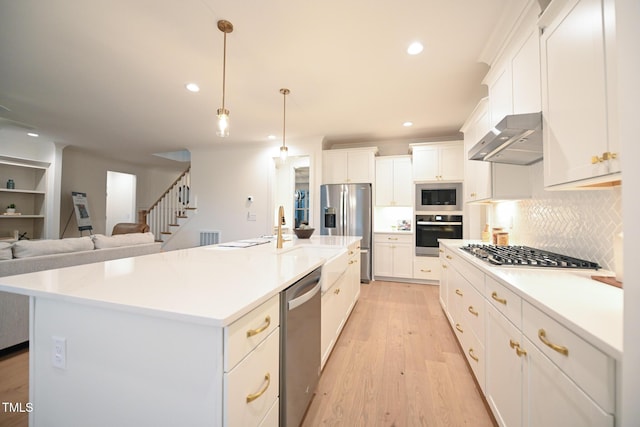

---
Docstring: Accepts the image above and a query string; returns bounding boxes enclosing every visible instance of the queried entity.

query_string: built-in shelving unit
[0,159,48,240]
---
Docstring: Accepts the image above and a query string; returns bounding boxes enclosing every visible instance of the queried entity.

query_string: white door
[106,171,136,236]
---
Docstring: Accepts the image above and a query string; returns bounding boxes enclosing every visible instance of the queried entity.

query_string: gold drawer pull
[334,288,341,295]
[388,237,398,241]
[246,316,271,337]
[246,373,271,403]
[442,264,448,269]
[455,323,464,333]
[538,329,569,356]
[446,255,452,260]
[491,291,507,305]
[420,269,432,273]
[455,289,463,296]
[349,250,354,255]
[468,306,478,316]
[439,249,444,253]
[468,348,479,362]
[509,339,519,349]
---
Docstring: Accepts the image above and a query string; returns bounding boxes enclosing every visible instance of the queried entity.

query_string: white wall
[618,0,640,425]
[163,137,323,250]
[0,128,63,239]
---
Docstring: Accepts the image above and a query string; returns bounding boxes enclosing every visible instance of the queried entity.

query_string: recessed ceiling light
[403,121,413,127]
[407,42,423,55]
[185,83,200,92]
[27,132,39,137]
[267,135,277,140]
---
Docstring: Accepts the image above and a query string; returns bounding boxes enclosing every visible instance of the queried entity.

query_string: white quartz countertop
[0,235,361,327]
[439,240,623,360]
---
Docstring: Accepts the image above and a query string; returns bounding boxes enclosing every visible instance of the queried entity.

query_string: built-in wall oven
[415,182,463,212]
[415,214,463,256]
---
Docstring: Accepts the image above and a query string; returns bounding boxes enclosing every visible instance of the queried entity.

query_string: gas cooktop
[461,244,601,270]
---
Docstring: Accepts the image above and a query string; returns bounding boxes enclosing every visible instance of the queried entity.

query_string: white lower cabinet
[225,328,280,427]
[224,294,281,427]
[374,233,413,279]
[525,337,613,427]
[486,302,524,427]
[413,255,441,281]
[321,241,361,369]
[439,242,616,427]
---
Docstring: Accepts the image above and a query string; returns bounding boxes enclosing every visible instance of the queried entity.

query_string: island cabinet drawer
[461,328,485,393]
[225,294,280,371]
[523,302,615,413]
[485,276,521,329]
[224,328,280,427]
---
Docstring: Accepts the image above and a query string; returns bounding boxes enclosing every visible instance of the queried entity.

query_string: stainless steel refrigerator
[320,183,372,282]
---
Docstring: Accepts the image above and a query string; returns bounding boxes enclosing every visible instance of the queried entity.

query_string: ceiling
[0,0,527,165]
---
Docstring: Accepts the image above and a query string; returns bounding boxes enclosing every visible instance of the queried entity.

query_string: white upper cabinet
[484,6,542,129]
[539,0,620,188]
[322,147,378,184]
[411,142,464,182]
[375,156,412,206]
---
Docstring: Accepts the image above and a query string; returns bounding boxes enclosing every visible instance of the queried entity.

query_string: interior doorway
[106,171,136,236]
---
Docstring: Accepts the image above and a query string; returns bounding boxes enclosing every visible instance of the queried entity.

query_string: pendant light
[216,20,233,137]
[280,88,290,161]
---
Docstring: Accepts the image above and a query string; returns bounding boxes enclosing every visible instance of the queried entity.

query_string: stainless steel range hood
[469,112,542,165]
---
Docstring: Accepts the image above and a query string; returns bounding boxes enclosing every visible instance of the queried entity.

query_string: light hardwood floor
[0,281,495,427]
[302,280,496,427]
[0,346,28,427]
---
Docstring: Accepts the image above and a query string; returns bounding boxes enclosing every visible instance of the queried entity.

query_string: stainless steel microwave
[415,182,463,212]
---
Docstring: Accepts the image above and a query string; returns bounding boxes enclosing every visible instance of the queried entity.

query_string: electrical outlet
[52,336,66,369]
[247,212,257,221]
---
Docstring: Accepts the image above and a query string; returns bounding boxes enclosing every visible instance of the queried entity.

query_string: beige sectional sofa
[0,233,162,351]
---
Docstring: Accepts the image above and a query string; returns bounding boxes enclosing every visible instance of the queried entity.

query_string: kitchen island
[0,235,361,427]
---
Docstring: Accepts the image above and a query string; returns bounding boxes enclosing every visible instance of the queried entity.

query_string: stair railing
[143,167,191,242]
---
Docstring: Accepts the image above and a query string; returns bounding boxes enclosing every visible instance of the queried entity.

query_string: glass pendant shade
[280,145,288,161]
[216,108,230,137]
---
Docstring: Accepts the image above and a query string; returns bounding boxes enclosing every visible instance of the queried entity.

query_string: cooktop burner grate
[460,244,601,269]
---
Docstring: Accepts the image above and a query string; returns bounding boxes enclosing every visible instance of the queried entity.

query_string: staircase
[143,167,196,246]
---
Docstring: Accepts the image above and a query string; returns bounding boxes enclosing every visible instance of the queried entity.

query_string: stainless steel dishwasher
[280,266,322,427]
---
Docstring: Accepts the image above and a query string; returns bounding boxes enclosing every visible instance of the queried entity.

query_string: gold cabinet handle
[602,151,617,161]
[446,255,452,260]
[388,237,398,241]
[491,291,507,305]
[349,260,357,264]
[455,323,464,333]
[246,373,271,403]
[349,250,354,255]
[470,192,477,198]
[442,264,448,269]
[468,306,478,316]
[420,269,432,273]
[439,249,444,253]
[468,348,479,362]
[455,289,463,297]
[509,339,527,357]
[246,316,271,338]
[538,329,569,356]
[591,155,604,164]
[334,288,341,295]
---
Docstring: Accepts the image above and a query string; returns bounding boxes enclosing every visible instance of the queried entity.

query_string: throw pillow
[0,241,13,260]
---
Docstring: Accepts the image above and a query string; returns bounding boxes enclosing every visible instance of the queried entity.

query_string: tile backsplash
[489,162,622,271]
